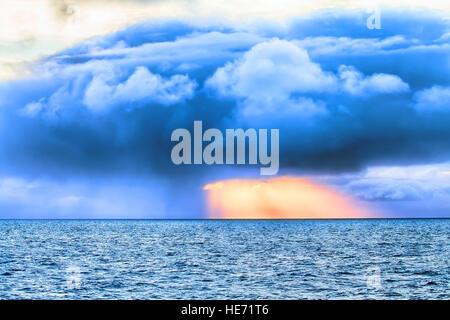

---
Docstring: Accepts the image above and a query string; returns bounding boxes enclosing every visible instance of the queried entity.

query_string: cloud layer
[1,9,450,175]
[0,8,450,217]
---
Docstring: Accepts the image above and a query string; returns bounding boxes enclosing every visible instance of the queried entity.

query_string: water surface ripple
[0,219,448,299]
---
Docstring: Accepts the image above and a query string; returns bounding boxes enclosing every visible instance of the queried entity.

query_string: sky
[0,1,450,218]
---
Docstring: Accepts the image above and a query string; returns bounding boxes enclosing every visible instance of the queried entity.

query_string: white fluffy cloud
[294,36,415,56]
[206,39,337,119]
[207,39,410,118]
[338,65,410,97]
[83,66,196,112]
[414,85,450,110]
[335,163,450,201]
[20,66,197,117]
[207,39,337,99]
[347,179,426,201]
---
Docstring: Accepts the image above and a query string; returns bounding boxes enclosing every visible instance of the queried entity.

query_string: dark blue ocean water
[0,219,448,299]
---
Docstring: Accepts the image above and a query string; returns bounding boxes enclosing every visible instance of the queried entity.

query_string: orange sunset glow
[203,177,375,219]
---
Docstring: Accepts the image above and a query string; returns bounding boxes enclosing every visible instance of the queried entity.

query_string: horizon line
[1,218,449,221]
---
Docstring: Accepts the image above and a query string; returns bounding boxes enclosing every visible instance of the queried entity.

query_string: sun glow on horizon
[204,177,376,219]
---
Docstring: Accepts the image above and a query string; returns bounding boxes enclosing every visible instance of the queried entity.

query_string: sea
[0,219,448,299]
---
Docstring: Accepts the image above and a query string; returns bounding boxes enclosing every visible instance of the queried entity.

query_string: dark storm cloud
[1,8,450,179]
